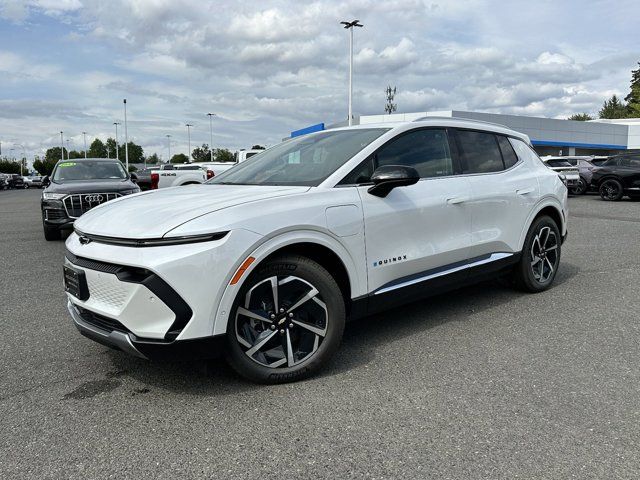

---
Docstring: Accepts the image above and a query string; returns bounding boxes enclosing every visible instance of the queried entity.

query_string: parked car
[551,156,597,195]
[540,157,580,190]
[41,158,140,240]
[0,175,7,190]
[6,174,25,189]
[150,163,207,189]
[129,167,155,191]
[25,175,43,188]
[591,154,640,201]
[63,118,568,383]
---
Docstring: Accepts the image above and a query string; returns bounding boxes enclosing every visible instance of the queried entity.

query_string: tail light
[206,169,214,180]
[151,172,159,190]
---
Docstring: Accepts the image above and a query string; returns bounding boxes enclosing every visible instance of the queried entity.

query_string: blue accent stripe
[291,123,325,138]
[531,140,627,150]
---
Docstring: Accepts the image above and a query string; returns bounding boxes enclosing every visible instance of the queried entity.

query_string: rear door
[618,156,640,190]
[452,129,541,258]
[344,128,473,295]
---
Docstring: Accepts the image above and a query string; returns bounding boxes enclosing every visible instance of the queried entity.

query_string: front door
[353,128,473,295]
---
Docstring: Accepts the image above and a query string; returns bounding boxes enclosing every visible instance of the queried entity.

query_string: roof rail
[412,116,509,129]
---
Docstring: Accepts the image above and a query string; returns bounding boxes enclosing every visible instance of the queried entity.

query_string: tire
[43,223,61,241]
[225,254,346,383]
[570,177,588,195]
[512,215,561,293]
[599,179,624,201]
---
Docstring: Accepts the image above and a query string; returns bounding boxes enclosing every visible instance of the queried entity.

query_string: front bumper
[68,300,225,360]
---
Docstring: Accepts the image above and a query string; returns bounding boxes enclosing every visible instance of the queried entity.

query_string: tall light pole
[113,122,120,162]
[13,143,26,175]
[207,113,215,162]
[166,134,171,162]
[60,131,64,161]
[82,132,87,158]
[185,123,193,162]
[66,139,71,159]
[340,20,363,126]
[123,99,129,171]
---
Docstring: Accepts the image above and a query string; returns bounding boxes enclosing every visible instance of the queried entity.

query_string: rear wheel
[512,215,561,292]
[571,177,588,195]
[225,255,345,383]
[599,179,624,201]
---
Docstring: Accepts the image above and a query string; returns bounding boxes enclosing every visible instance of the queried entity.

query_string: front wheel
[512,215,561,292]
[225,255,345,383]
[599,179,624,201]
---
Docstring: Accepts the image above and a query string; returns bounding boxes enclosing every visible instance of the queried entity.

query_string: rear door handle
[446,196,468,205]
[516,188,535,196]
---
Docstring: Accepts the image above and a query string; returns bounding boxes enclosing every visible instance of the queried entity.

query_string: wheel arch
[210,230,364,336]
[518,199,565,251]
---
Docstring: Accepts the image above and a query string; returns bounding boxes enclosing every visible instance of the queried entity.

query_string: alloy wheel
[600,180,621,200]
[530,226,558,283]
[235,275,328,368]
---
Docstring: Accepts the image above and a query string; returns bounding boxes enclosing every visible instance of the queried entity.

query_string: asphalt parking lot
[1,189,639,479]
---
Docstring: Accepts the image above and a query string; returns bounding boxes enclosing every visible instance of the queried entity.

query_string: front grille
[77,307,130,334]
[63,193,121,218]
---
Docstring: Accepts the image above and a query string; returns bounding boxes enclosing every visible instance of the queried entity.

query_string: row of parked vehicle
[541,154,640,201]
[0,173,44,189]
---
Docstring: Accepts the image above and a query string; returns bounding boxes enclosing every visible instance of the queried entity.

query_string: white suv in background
[63,118,568,383]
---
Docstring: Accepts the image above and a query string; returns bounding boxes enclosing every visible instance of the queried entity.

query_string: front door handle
[516,187,535,196]
[446,196,468,205]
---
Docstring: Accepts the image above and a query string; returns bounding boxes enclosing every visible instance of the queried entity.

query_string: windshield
[52,161,127,182]
[208,128,389,186]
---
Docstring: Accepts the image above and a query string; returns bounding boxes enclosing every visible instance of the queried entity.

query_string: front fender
[210,228,365,336]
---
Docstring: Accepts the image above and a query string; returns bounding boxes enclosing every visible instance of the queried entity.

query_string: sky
[0,0,639,161]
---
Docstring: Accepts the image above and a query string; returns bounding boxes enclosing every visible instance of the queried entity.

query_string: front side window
[52,161,127,182]
[209,128,388,186]
[339,128,453,184]
[456,130,504,174]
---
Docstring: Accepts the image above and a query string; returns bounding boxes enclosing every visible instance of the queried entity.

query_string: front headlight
[42,192,66,200]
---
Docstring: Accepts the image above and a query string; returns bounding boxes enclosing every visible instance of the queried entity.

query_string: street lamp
[60,131,64,161]
[185,123,193,162]
[66,139,71,159]
[123,99,129,171]
[113,122,121,162]
[13,143,26,175]
[340,19,363,126]
[207,113,216,162]
[82,131,87,158]
[166,134,172,162]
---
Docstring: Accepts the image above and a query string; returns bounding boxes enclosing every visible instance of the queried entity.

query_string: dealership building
[292,111,640,157]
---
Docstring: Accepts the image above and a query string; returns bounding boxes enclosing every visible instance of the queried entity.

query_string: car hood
[73,184,310,238]
[45,179,137,194]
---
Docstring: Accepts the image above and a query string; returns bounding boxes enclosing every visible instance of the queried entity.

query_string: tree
[568,113,593,121]
[45,146,67,162]
[214,148,235,162]
[191,144,211,162]
[88,138,107,158]
[0,158,22,174]
[385,85,397,114]
[68,150,84,159]
[599,95,628,119]
[105,137,117,158]
[120,141,144,164]
[251,145,266,150]
[170,153,189,163]
[33,157,58,176]
[145,153,161,165]
[625,62,640,117]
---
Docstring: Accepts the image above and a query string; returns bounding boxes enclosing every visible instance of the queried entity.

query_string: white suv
[63,118,568,383]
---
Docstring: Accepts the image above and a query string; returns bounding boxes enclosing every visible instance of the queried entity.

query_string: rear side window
[375,129,454,178]
[496,135,519,169]
[456,130,504,174]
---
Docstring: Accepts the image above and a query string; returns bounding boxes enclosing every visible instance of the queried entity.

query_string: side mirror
[42,176,50,187]
[367,165,419,197]
[130,173,138,183]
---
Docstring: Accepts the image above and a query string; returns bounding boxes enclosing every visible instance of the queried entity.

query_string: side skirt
[349,252,521,320]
